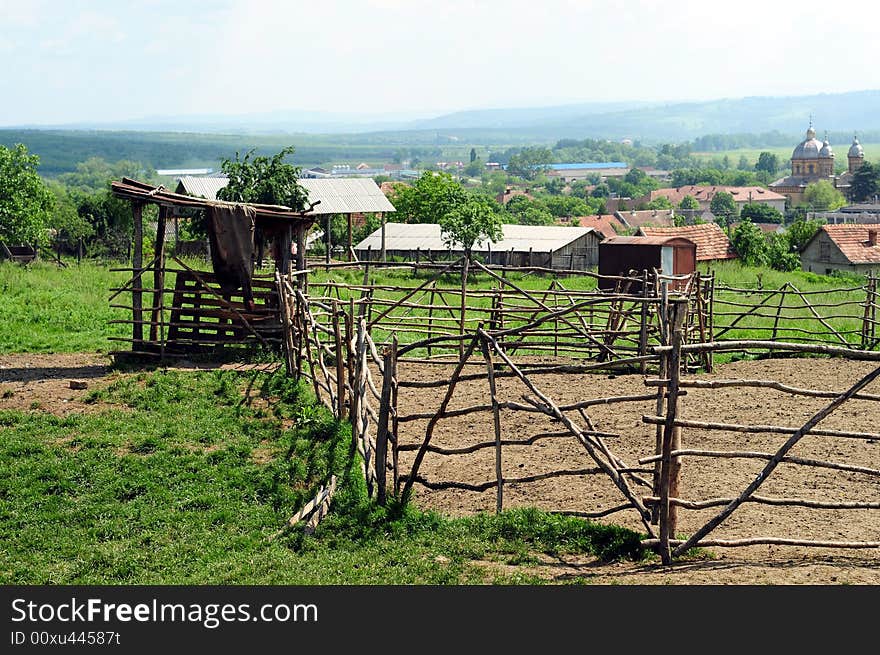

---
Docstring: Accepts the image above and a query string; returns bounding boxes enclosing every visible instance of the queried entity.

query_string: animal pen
[107,192,880,563]
[108,178,316,357]
[272,259,880,564]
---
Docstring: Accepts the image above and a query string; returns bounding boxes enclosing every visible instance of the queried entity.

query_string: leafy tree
[802,180,846,211]
[58,157,156,193]
[767,233,800,271]
[46,180,93,250]
[505,196,554,226]
[709,190,738,227]
[544,195,592,218]
[786,216,823,251]
[740,202,783,224]
[737,155,751,171]
[678,194,700,210]
[730,218,767,266]
[391,171,467,224]
[0,143,54,245]
[506,147,553,180]
[463,158,483,178]
[469,148,477,163]
[643,196,673,210]
[850,161,879,202]
[217,146,308,209]
[591,183,610,198]
[439,192,503,256]
[755,152,779,174]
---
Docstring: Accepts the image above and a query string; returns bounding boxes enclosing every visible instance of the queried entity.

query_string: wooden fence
[276,267,880,563]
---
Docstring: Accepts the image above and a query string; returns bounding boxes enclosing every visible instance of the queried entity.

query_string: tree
[678,195,700,210]
[850,161,879,202]
[45,180,93,252]
[755,152,779,174]
[740,202,783,224]
[644,196,673,210]
[766,233,800,272]
[0,144,54,245]
[506,147,553,180]
[505,196,554,226]
[543,195,592,218]
[786,216,823,252]
[217,146,308,210]
[391,171,467,224]
[439,192,502,256]
[730,218,768,267]
[737,155,751,171]
[709,190,738,227]
[802,180,846,211]
[469,148,477,163]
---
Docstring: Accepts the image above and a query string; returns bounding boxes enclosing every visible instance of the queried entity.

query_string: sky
[1,0,878,126]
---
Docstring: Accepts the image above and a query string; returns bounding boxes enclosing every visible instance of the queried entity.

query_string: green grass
[0,260,130,353]
[0,367,645,584]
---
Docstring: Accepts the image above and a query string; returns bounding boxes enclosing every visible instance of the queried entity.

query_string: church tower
[848,135,865,174]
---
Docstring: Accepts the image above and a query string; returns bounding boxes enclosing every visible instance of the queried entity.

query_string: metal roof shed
[598,236,696,290]
[354,223,601,269]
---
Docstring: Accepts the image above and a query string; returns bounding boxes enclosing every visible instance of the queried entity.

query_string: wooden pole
[346,213,353,262]
[459,256,469,358]
[380,213,387,262]
[659,299,686,564]
[332,300,346,419]
[150,205,167,344]
[639,269,649,373]
[391,336,400,496]
[131,202,144,347]
[481,337,504,513]
[375,344,395,505]
[326,214,332,265]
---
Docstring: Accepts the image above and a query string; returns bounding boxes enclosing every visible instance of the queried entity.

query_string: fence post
[375,344,395,505]
[391,335,400,496]
[639,269,649,373]
[481,337,504,514]
[659,299,686,564]
[332,300,346,420]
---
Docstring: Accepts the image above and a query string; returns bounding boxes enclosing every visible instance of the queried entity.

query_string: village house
[564,214,627,239]
[800,224,880,275]
[639,185,786,213]
[637,223,737,262]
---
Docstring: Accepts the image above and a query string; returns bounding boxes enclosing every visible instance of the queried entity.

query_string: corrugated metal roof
[354,223,595,253]
[175,175,230,199]
[549,162,627,170]
[299,178,397,215]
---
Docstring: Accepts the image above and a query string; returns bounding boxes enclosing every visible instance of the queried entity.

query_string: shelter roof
[354,223,596,253]
[638,223,737,261]
[299,178,397,215]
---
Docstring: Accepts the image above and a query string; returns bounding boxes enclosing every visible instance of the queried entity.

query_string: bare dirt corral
[395,356,880,584]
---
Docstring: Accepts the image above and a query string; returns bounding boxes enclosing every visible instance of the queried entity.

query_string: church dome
[849,136,864,158]
[792,126,823,160]
[819,139,833,158]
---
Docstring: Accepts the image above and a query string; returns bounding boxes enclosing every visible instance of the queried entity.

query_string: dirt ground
[394,356,880,584]
[3,352,878,584]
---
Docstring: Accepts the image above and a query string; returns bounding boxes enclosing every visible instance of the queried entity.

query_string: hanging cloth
[205,202,257,308]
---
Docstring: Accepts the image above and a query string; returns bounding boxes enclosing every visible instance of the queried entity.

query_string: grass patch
[0,367,644,584]
[0,260,130,353]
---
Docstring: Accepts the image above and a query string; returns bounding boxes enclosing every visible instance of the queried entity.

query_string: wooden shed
[598,236,696,290]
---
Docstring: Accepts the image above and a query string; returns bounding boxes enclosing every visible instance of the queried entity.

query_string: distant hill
[9,90,879,141]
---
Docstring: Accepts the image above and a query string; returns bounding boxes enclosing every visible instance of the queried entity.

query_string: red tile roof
[569,214,626,239]
[648,185,786,206]
[614,209,675,228]
[729,222,784,235]
[496,188,534,205]
[818,224,880,264]
[638,223,737,261]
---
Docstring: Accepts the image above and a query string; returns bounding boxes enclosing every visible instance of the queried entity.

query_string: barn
[353,223,602,269]
[598,235,697,290]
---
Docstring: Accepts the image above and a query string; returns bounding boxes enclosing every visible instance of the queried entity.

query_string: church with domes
[769,122,865,207]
